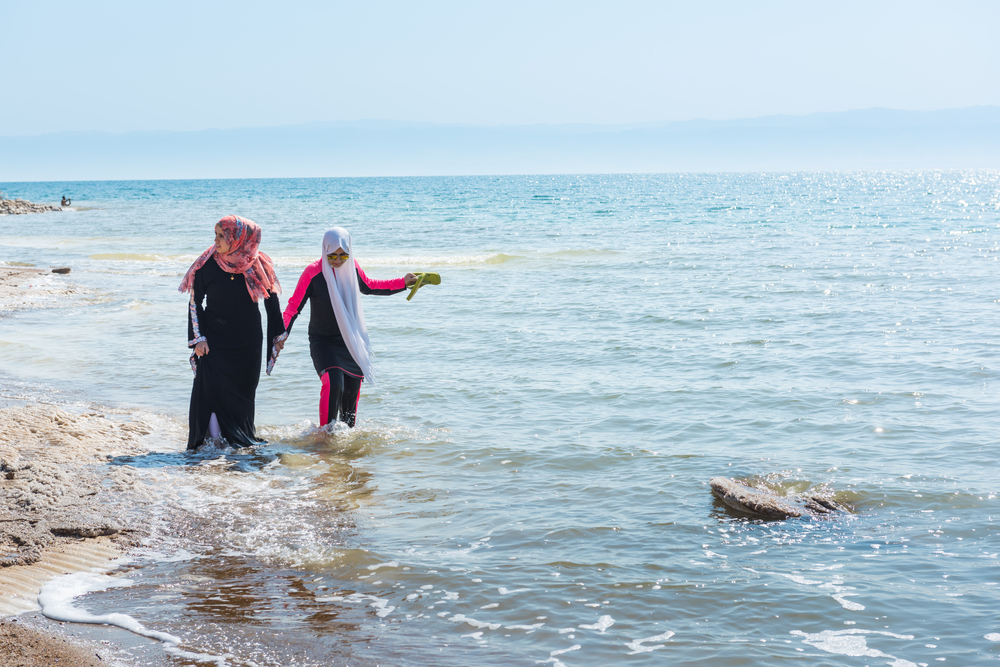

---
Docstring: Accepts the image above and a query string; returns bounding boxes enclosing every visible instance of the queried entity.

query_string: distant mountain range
[2,107,999,181]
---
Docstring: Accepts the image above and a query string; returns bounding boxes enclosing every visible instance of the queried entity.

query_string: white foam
[774,572,823,585]
[771,570,865,611]
[367,560,400,571]
[39,572,232,666]
[507,622,545,631]
[39,573,179,643]
[579,614,615,633]
[625,630,675,654]
[498,587,531,595]
[832,594,865,611]
[986,633,1000,641]
[449,614,501,630]
[163,645,233,667]
[790,629,914,661]
[135,547,202,564]
[316,592,396,617]
[534,644,581,667]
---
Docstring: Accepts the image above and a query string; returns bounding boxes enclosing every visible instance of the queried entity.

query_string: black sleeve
[187,269,207,347]
[263,291,284,347]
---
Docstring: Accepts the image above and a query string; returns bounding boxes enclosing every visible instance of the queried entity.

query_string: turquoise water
[2,172,999,666]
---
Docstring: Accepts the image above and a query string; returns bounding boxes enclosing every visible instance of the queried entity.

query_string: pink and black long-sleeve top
[282,259,407,377]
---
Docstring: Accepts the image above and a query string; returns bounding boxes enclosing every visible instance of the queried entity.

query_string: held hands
[404,273,417,287]
[194,341,210,357]
[274,338,285,353]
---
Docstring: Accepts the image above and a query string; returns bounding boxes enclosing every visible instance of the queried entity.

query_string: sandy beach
[1,616,122,666]
[0,266,157,666]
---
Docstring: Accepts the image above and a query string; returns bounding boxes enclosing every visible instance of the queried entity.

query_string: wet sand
[0,265,157,666]
[0,616,121,667]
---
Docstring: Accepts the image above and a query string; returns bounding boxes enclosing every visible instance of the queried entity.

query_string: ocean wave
[273,253,516,268]
[90,253,198,262]
[87,252,516,267]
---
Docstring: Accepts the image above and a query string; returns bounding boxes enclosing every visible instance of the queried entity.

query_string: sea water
[1,172,999,666]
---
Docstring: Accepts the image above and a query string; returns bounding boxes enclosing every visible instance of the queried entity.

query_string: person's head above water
[178,215,280,302]
[323,227,352,269]
[214,215,261,256]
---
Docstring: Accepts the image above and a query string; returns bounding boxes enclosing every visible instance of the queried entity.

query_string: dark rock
[710,476,850,520]
[51,267,71,274]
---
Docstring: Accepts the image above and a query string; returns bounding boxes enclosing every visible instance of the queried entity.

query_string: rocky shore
[0,265,157,666]
[0,195,63,215]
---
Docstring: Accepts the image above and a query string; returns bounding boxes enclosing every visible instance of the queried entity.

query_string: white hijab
[321,227,376,384]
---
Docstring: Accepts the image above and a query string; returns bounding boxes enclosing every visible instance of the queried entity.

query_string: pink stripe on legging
[320,371,331,425]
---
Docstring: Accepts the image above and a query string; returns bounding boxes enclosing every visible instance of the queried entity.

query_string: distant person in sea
[178,215,284,450]
[279,227,416,428]
[61,196,71,206]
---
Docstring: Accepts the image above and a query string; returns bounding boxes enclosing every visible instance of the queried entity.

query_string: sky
[3,0,1000,136]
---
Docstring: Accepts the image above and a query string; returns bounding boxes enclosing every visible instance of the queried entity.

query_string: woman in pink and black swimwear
[179,215,284,450]
[281,227,415,428]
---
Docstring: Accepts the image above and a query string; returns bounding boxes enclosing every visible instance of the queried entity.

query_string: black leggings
[320,368,362,427]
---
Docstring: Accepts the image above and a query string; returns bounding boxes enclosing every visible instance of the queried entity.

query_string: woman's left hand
[404,273,417,287]
[274,338,285,352]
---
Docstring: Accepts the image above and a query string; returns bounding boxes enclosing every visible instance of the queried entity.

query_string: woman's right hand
[194,341,210,357]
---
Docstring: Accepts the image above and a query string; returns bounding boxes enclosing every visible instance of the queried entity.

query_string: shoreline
[0,265,159,666]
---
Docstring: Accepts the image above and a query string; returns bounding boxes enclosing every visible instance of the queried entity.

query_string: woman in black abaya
[179,215,284,450]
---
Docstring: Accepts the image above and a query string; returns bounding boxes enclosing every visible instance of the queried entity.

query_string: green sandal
[406,272,442,301]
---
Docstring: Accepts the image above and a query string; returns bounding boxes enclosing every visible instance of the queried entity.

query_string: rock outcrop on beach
[0,195,62,215]
[0,405,155,568]
[710,476,851,519]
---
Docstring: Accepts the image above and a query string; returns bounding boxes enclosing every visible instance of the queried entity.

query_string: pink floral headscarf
[178,215,280,302]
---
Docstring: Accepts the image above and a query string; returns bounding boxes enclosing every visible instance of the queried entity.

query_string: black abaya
[186,260,283,450]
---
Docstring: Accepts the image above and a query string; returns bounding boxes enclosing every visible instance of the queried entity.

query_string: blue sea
[1,172,999,666]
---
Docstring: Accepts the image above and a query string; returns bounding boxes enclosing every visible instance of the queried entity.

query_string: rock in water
[0,195,63,215]
[710,477,849,520]
[51,267,71,274]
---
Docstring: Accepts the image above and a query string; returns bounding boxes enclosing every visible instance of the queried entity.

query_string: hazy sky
[4,0,999,135]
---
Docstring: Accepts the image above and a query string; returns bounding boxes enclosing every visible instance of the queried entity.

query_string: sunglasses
[327,253,350,261]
